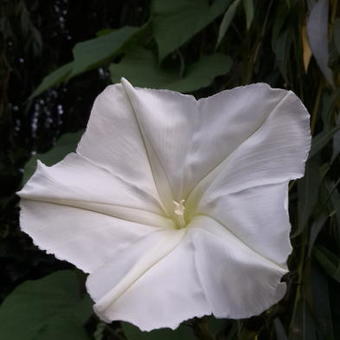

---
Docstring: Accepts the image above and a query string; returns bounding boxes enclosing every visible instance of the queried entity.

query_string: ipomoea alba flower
[18,78,310,331]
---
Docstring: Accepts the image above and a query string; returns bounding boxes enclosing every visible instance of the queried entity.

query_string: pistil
[173,200,186,228]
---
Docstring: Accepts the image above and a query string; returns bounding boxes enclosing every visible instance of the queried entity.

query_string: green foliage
[122,322,195,340]
[31,26,141,98]
[0,270,92,340]
[1,0,340,339]
[23,131,83,184]
[152,0,232,60]
[110,48,232,92]
[216,0,241,48]
[31,62,73,98]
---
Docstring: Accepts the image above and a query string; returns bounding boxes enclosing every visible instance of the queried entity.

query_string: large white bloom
[18,78,310,331]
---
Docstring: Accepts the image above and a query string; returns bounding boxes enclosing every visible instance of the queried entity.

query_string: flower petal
[19,200,157,273]
[197,182,292,266]
[76,82,166,213]
[86,229,210,331]
[187,87,310,209]
[190,215,287,319]
[120,78,198,207]
[19,153,169,227]
[18,153,173,273]
[185,84,299,193]
[119,81,309,206]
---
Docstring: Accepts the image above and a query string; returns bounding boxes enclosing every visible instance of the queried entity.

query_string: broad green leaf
[216,0,241,48]
[152,0,232,60]
[0,270,92,340]
[243,0,254,30]
[36,316,91,340]
[31,26,141,97]
[31,62,73,98]
[122,322,195,340]
[70,26,141,77]
[307,0,334,85]
[110,48,232,92]
[23,131,83,184]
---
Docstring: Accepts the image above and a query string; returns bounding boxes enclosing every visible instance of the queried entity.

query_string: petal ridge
[187,89,310,212]
[121,78,175,214]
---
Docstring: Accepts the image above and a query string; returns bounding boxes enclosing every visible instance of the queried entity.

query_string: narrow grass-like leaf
[311,264,335,340]
[334,18,340,54]
[307,0,334,85]
[216,0,241,48]
[308,212,329,255]
[274,318,288,340]
[314,246,340,282]
[295,159,322,237]
[242,0,254,30]
[310,126,340,158]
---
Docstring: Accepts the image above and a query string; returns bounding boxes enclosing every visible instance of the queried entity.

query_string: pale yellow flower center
[173,199,186,229]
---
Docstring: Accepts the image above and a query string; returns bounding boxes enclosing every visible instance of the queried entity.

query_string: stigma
[173,200,186,229]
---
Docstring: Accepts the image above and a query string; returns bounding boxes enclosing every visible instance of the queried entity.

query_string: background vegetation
[0,0,339,339]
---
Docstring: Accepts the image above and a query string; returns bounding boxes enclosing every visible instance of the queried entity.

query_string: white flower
[18,78,310,331]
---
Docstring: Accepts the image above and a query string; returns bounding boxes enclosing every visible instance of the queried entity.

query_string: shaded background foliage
[0,0,339,339]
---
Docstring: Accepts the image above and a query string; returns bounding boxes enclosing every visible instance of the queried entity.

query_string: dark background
[0,0,339,339]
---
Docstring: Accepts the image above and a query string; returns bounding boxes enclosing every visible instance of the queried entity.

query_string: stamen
[173,200,186,228]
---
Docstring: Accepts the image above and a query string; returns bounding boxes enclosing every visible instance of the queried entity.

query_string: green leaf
[314,246,340,282]
[31,62,73,98]
[243,0,254,30]
[310,125,340,158]
[332,128,340,163]
[0,270,93,340]
[310,263,335,339]
[308,211,329,255]
[307,0,334,86]
[31,26,141,97]
[70,26,141,77]
[152,0,232,60]
[216,0,241,48]
[122,322,195,340]
[37,316,91,340]
[273,318,288,340]
[334,18,340,54]
[289,297,318,340]
[295,159,322,237]
[23,131,83,184]
[272,30,292,82]
[110,48,232,92]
